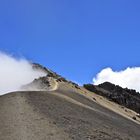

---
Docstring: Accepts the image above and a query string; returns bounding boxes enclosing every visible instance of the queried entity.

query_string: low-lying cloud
[0,52,46,95]
[93,67,140,92]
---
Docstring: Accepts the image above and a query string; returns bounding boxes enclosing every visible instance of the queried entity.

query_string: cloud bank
[93,67,140,92]
[0,52,46,95]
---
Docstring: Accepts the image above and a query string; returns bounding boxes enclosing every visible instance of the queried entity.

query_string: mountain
[0,64,140,140]
[84,82,140,114]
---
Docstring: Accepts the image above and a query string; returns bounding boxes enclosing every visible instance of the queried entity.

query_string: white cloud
[0,52,46,95]
[93,67,140,92]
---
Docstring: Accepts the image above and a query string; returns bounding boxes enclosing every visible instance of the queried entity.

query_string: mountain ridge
[1,63,140,140]
[84,82,140,115]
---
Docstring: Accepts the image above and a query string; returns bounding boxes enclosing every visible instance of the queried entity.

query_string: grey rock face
[84,82,140,114]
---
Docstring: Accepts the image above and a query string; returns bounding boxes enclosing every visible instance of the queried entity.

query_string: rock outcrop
[22,63,80,91]
[84,82,140,114]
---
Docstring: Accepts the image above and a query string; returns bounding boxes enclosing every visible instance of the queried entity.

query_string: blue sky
[0,0,140,84]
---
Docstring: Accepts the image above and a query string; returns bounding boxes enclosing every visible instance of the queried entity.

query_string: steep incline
[0,87,140,140]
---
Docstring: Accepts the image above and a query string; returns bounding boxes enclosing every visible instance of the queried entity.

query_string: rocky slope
[1,64,140,140]
[31,63,78,85]
[1,88,140,140]
[84,82,140,115]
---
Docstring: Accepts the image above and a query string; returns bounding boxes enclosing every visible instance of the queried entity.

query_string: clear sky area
[0,0,140,84]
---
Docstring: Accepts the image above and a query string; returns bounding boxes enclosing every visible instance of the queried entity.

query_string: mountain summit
[0,64,140,140]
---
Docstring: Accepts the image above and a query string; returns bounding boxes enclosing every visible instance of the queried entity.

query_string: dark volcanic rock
[32,63,80,87]
[32,63,67,82]
[84,82,140,114]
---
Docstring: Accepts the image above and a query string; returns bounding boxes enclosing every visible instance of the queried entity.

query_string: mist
[93,67,140,92]
[0,52,46,95]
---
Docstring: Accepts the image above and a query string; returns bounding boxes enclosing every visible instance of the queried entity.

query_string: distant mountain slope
[84,82,140,114]
[31,63,78,85]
